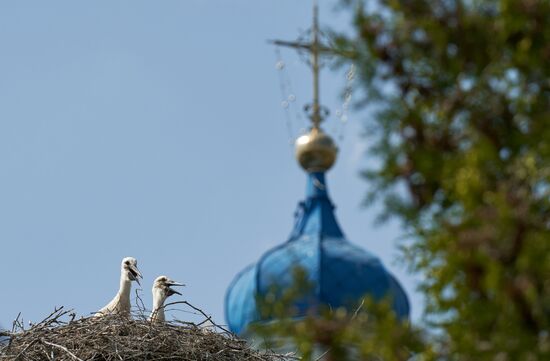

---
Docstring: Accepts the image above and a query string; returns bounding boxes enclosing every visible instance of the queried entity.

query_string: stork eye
[125,261,130,265]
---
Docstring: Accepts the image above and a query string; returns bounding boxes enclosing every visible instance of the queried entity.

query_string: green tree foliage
[331,0,550,359]
[252,267,427,361]
[257,1,549,359]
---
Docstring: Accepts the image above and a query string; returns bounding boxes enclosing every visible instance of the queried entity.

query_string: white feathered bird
[149,275,184,322]
[95,257,143,317]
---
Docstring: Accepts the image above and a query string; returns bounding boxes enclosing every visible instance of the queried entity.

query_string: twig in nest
[41,340,84,361]
[134,289,147,320]
[162,300,232,334]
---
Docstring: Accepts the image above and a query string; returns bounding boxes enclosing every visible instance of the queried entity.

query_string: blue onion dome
[225,128,410,336]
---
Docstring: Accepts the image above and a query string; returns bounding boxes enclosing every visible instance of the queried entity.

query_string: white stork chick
[149,275,184,322]
[95,257,143,317]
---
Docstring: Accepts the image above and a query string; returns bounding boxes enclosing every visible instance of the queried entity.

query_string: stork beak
[167,281,185,287]
[166,280,184,296]
[168,288,182,296]
[129,265,143,286]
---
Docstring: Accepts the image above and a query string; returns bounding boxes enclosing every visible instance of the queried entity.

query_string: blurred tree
[252,267,427,361]
[257,1,549,360]
[333,0,549,359]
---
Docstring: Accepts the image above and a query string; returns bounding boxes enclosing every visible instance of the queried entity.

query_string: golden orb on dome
[295,127,338,172]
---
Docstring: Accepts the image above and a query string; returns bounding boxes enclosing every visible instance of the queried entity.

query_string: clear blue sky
[0,0,422,329]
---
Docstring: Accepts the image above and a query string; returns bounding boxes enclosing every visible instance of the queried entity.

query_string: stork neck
[119,275,132,298]
[152,294,166,322]
[151,308,165,322]
[152,295,166,310]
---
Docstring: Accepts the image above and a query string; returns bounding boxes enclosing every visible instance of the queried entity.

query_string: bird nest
[0,307,293,361]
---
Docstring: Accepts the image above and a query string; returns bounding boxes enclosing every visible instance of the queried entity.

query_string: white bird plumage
[95,257,143,317]
[149,275,184,322]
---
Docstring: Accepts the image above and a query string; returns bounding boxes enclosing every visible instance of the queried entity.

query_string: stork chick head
[121,257,143,285]
[152,275,184,302]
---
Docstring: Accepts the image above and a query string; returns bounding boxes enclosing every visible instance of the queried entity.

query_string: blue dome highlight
[225,172,410,335]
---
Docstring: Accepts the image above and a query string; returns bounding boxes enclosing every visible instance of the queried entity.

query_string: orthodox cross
[270,0,329,130]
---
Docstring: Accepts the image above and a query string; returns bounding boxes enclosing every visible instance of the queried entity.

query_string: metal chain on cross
[334,64,355,144]
[274,47,303,146]
[270,0,330,131]
[270,0,354,149]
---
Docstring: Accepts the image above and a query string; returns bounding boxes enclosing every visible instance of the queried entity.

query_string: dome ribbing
[225,172,410,335]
